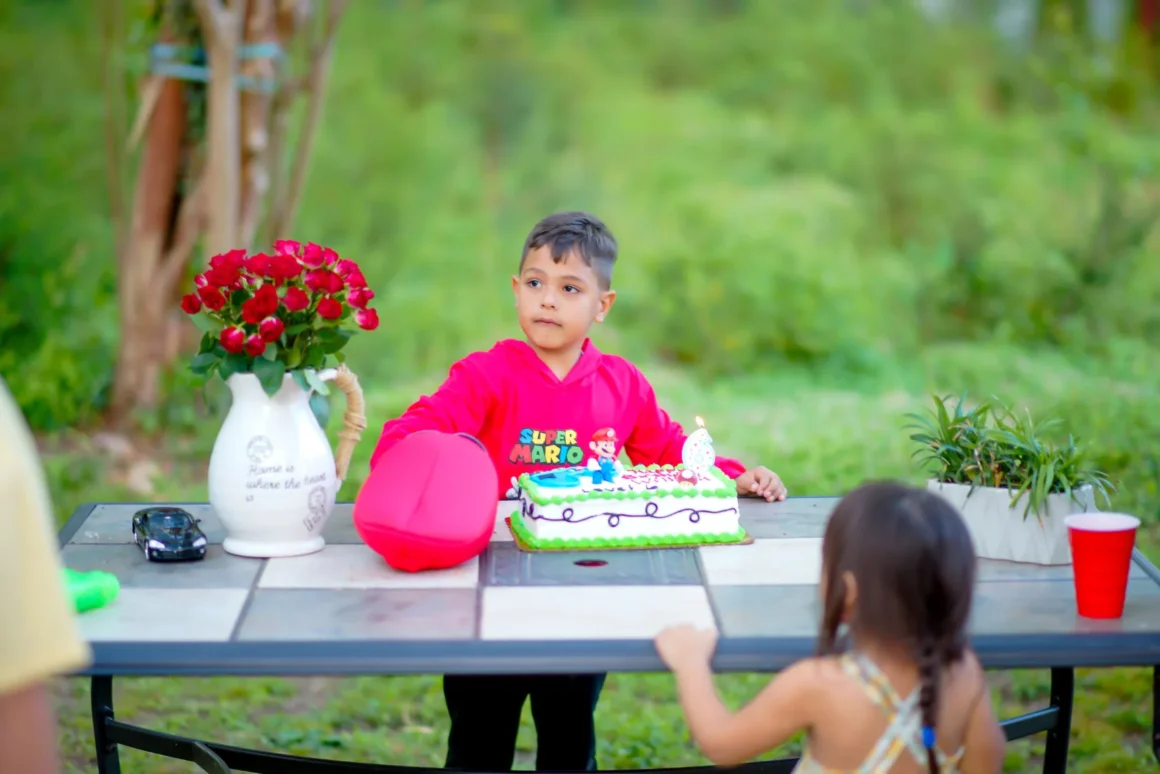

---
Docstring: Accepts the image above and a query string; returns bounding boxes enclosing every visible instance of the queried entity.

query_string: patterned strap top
[791,652,966,774]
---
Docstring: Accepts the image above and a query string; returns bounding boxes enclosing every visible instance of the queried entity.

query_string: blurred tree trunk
[195,0,244,256]
[239,0,276,247]
[105,0,349,429]
[264,0,349,244]
[108,19,191,425]
[1141,0,1160,38]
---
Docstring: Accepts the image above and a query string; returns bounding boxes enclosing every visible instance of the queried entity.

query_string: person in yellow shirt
[0,376,92,773]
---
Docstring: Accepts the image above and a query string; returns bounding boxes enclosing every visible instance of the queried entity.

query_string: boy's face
[512,245,615,356]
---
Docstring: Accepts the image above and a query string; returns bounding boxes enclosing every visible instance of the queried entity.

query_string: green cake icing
[509,509,748,550]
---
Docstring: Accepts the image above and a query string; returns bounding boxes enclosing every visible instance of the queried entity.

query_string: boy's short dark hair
[519,211,618,290]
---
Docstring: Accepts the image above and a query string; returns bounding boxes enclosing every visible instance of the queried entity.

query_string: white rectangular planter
[926,480,1097,565]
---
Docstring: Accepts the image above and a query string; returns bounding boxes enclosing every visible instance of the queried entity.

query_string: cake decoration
[680,416,715,474]
[509,417,746,551]
[586,427,624,484]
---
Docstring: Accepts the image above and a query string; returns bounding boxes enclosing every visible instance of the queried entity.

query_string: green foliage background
[3,0,1160,771]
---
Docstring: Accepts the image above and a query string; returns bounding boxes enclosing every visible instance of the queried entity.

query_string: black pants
[443,673,606,772]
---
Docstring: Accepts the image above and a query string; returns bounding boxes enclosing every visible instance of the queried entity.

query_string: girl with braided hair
[655,481,1006,773]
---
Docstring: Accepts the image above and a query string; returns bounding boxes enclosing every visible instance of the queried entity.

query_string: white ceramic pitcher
[207,366,364,558]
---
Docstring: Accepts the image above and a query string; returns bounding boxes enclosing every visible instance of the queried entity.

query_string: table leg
[192,741,233,774]
[1041,667,1074,774]
[1153,666,1159,766]
[91,675,122,774]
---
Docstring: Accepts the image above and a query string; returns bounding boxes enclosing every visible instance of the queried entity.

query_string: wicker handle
[330,364,366,482]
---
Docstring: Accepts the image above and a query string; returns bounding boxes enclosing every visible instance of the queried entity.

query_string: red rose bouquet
[180,240,378,397]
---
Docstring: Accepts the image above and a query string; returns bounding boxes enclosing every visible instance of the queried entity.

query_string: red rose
[347,287,374,309]
[241,284,278,325]
[210,249,247,271]
[197,286,226,311]
[268,253,302,282]
[180,293,202,314]
[220,326,245,354]
[245,252,272,277]
[282,286,310,312]
[304,269,344,294]
[355,308,379,331]
[194,273,209,288]
[274,239,302,257]
[316,298,343,319]
[334,259,358,278]
[241,298,265,325]
[301,242,326,267]
[259,316,285,343]
[206,264,240,288]
[345,267,367,289]
[243,333,266,357]
[322,247,339,265]
[303,269,326,292]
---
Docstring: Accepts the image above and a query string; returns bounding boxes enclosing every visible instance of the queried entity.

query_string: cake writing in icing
[586,427,624,484]
[521,498,738,528]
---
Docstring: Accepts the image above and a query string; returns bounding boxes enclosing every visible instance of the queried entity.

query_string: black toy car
[131,507,208,562]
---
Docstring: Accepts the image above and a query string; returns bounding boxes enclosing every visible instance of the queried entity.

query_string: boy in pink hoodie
[369,212,786,772]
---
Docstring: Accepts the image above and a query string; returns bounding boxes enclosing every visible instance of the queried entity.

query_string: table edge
[59,502,98,548]
[71,634,1160,677]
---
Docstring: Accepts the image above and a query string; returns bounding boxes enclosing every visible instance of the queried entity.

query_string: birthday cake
[507,425,745,550]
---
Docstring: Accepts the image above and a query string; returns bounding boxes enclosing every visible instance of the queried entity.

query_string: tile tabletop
[58,498,1160,675]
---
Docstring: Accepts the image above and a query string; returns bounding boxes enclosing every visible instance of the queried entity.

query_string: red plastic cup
[1066,513,1140,619]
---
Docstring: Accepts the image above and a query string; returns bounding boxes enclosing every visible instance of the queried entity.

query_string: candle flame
[695,416,704,429]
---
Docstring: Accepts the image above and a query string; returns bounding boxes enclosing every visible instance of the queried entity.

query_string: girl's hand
[655,624,718,672]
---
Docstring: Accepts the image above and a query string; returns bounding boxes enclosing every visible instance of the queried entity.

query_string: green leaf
[334,350,346,363]
[284,323,311,337]
[261,344,278,362]
[253,356,286,398]
[191,313,224,335]
[218,353,250,381]
[304,368,330,396]
[198,332,217,354]
[309,391,331,429]
[316,327,353,354]
[291,370,310,392]
[190,351,219,376]
[303,342,326,369]
[230,288,249,306]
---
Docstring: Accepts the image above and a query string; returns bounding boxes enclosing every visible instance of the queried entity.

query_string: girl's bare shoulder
[785,655,849,685]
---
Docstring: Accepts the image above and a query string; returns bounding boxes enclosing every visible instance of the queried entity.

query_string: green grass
[44,344,1160,773]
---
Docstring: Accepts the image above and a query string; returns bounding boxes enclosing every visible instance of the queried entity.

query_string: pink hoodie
[368,339,746,499]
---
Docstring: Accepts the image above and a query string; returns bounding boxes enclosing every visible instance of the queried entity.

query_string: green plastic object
[62,568,120,613]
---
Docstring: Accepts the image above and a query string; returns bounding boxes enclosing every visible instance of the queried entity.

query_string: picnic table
[59,497,1160,774]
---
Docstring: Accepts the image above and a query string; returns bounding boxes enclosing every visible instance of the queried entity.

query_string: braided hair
[816,482,977,773]
[918,639,940,774]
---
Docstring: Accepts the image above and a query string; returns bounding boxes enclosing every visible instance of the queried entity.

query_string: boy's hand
[735,466,787,501]
[655,624,718,672]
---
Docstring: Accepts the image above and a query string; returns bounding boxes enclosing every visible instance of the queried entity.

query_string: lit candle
[681,416,716,474]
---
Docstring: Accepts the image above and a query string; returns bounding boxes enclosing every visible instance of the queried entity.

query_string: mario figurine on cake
[586,426,624,484]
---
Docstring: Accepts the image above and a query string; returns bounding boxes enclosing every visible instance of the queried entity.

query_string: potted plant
[179,240,378,558]
[905,393,1114,565]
